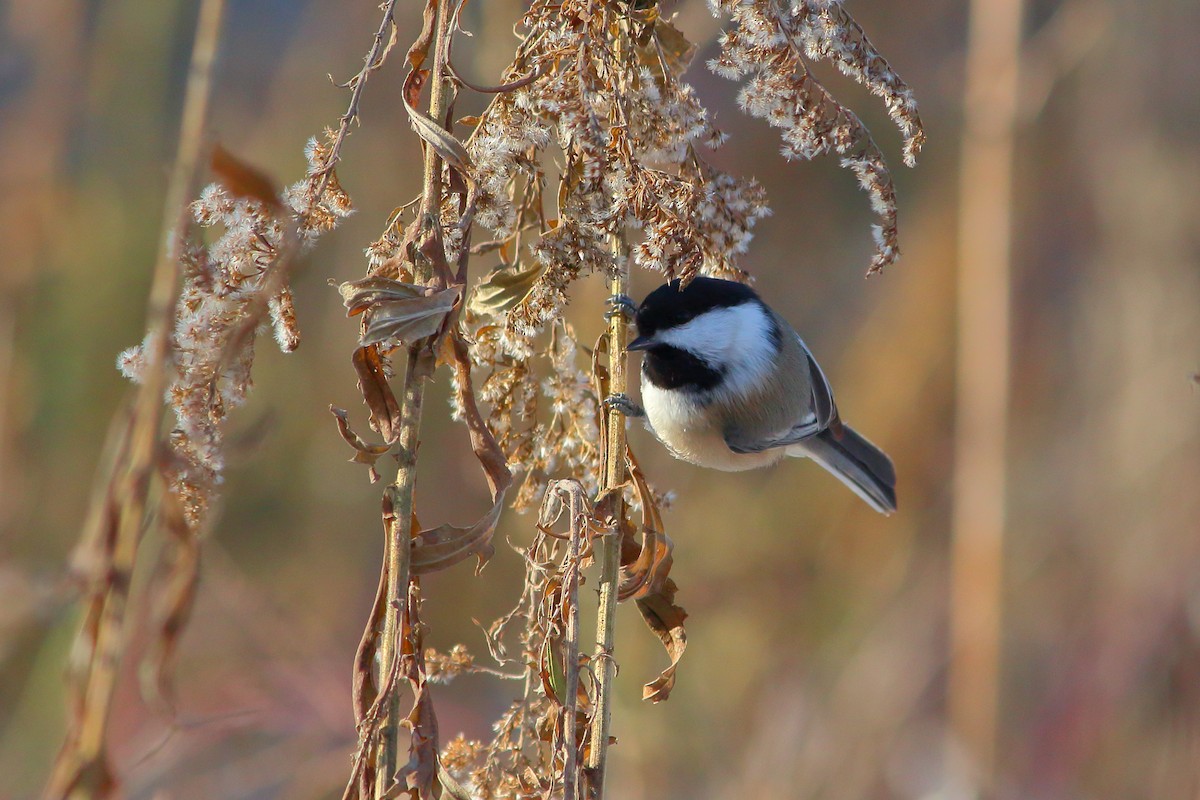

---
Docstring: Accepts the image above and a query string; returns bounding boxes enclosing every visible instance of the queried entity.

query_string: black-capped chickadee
[609,277,897,515]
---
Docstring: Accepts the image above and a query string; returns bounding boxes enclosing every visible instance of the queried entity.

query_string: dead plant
[48,1,921,798]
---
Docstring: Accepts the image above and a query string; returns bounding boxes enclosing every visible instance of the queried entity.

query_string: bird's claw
[603,393,645,418]
[604,293,637,320]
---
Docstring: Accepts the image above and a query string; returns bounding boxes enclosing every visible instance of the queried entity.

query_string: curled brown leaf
[618,449,674,601]
[411,502,501,576]
[636,578,687,703]
[330,405,392,483]
[351,345,403,444]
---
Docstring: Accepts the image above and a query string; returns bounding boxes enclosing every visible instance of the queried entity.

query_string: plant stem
[587,242,631,798]
[950,0,1022,787]
[45,1,225,796]
[373,1,454,795]
[561,483,586,800]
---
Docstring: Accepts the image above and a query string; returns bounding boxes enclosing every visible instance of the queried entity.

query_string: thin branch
[585,238,631,800]
[314,0,401,197]
[372,1,456,796]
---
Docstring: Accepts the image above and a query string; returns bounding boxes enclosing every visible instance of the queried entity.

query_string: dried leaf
[211,144,280,209]
[448,330,513,498]
[398,685,441,798]
[352,345,402,443]
[330,405,392,483]
[351,555,389,724]
[405,101,473,174]
[653,16,696,76]
[340,276,424,314]
[406,0,437,71]
[437,760,475,800]
[468,260,544,318]
[618,450,674,601]
[411,500,501,575]
[409,328,513,574]
[636,579,687,703]
[340,277,461,347]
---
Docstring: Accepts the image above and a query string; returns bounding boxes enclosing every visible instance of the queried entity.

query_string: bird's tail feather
[788,425,897,515]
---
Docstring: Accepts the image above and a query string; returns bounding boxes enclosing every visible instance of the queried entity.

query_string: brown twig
[585,238,631,800]
[542,480,590,800]
[371,1,456,796]
[313,0,402,198]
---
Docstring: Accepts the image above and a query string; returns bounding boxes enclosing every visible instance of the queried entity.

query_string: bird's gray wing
[723,332,838,454]
[796,333,837,430]
[724,417,824,454]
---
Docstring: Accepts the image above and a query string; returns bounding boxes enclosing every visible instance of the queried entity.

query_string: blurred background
[2,0,1198,798]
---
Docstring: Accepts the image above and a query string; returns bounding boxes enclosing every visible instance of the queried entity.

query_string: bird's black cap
[634,277,761,338]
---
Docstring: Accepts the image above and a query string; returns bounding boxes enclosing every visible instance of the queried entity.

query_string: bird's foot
[604,293,637,321]
[603,393,645,418]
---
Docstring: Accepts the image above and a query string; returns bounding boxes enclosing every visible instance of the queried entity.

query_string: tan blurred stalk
[44,0,226,796]
[950,0,1023,786]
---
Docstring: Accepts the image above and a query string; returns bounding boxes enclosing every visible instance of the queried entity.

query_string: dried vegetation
[48,0,921,798]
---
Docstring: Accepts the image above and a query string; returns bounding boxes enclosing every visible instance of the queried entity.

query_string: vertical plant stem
[561,484,586,800]
[950,0,1022,787]
[373,1,454,795]
[373,353,426,797]
[45,1,226,796]
[587,243,631,798]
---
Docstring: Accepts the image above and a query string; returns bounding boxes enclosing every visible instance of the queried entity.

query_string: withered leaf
[352,345,402,443]
[351,555,389,724]
[405,101,472,175]
[330,405,392,483]
[636,578,687,703]
[618,449,674,601]
[340,276,423,314]
[652,16,696,76]
[406,0,437,71]
[411,499,501,576]
[448,330,512,498]
[408,330,513,576]
[340,277,461,347]
[436,761,475,800]
[397,685,440,799]
[211,144,281,210]
[468,260,544,318]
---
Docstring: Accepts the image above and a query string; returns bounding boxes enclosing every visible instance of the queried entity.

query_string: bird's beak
[626,335,653,352]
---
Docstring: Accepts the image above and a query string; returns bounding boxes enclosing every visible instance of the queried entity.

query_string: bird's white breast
[640,379,782,472]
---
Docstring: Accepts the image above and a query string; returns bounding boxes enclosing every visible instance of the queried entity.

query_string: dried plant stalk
[44,1,227,795]
[585,242,633,798]
[950,0,1023,785]
[368,2,454,795]
[539,480,592,800]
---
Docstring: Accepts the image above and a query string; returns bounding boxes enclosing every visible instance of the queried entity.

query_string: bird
[606,276,897,515]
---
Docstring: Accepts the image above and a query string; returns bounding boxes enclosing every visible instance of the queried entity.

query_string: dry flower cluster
[119,141,352,528]
[49,0,921,798]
